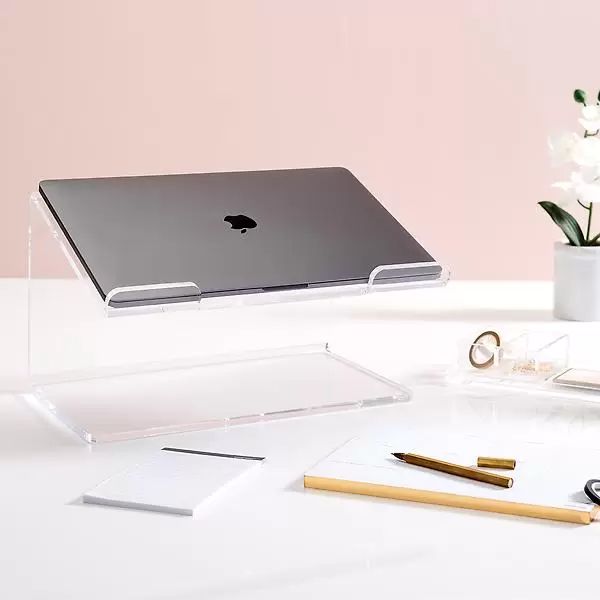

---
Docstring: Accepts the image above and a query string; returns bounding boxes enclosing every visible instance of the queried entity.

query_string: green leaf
[538,201,585,246]
[587,231,600,245]
[574,89,587,104]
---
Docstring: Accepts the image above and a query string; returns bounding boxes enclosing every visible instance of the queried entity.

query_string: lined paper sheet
[305,435,600,524]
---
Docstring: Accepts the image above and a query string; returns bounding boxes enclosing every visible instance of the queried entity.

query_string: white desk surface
[2,279,600,599]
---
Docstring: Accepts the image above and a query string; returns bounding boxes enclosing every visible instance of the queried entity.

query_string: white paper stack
[83,448,265,516]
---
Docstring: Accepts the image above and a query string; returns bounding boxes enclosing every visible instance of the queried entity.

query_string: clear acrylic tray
[450,329,600,405]
[29,344,410,443]
[456,330,570,385]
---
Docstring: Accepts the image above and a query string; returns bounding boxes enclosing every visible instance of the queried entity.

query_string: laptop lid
[39,167,439,306]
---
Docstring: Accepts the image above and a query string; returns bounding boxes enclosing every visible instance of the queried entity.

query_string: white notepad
[305,435,600,524]
[83,448,265,516]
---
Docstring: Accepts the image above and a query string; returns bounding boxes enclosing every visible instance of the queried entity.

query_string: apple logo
[224,214,257,234]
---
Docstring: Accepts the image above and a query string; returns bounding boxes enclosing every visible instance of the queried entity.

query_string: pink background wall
[1,0,597,279]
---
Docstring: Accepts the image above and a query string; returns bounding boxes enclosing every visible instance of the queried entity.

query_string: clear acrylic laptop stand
[27,192,449,443]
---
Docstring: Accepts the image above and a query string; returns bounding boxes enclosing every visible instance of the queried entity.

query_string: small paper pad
[83,448,265,516]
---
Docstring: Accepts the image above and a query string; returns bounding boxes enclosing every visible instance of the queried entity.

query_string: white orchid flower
[549,132,600,166]
[548,132,579,164]
[579,105,600,132]
[571,135,600,166]
[553,168,600,205]
[541,90,600,246]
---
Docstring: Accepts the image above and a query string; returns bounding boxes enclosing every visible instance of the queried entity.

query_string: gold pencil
[392,452,513,488]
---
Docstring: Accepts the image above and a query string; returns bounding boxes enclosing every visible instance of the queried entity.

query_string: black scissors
[584,479,600,505]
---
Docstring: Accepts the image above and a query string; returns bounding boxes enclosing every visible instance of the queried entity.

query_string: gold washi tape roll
[468,330,501,369]
[477,456,516,470]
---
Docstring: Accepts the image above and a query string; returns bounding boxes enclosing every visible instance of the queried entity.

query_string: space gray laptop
[39,167,441,307]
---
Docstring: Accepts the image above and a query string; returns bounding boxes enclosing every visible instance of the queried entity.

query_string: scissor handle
[584,479,600,505]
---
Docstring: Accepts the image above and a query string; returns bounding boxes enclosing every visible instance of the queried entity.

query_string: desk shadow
[143,535,428,600]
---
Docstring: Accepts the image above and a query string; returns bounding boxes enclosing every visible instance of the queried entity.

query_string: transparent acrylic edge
[28,343,410,443]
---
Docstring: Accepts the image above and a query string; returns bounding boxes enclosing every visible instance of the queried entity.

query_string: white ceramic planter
[554,242,600,320]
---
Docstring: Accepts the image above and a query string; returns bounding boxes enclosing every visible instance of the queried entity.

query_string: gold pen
[392,452,513,488]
